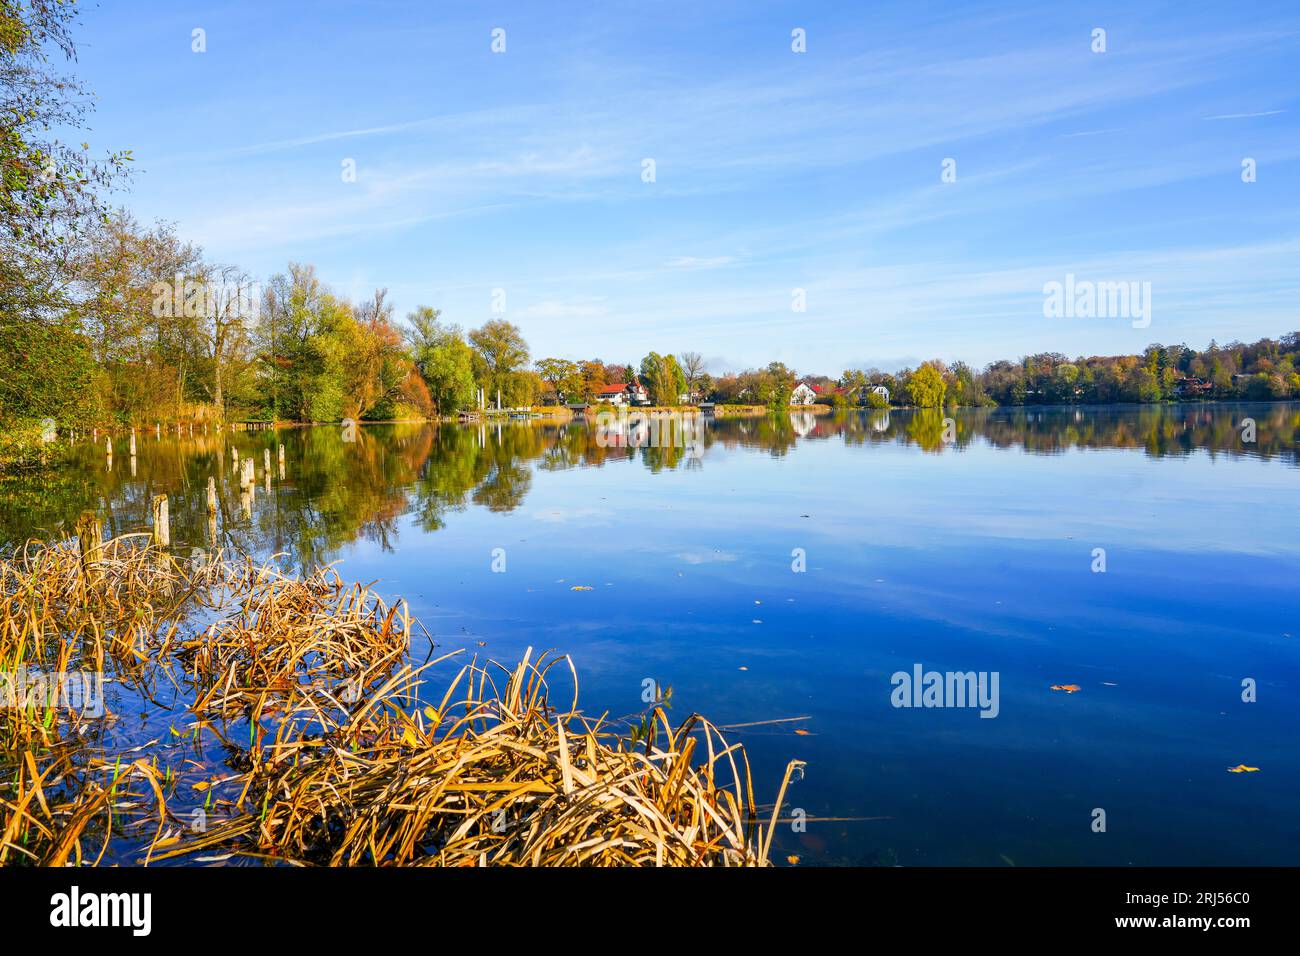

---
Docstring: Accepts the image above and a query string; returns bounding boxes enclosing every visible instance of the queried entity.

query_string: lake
[3,403,1297,865]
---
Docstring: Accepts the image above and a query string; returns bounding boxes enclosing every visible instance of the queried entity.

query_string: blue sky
[72,1,1299,374]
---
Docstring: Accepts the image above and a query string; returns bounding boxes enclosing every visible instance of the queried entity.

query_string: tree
[469,319,530,407]
[198,263,256,416]
[350,288,413,419]
[1,0,130,321]
[535,357,582,403]
[76,211,207,421]
[760,361,795,408]
[907,363,946,408]
[406,306,476,415]
[679,351,706,402]
[639,352,686,406]
[258,263,359,421]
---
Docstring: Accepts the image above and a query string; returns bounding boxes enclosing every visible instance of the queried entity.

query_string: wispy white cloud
[1203,109,1287,120]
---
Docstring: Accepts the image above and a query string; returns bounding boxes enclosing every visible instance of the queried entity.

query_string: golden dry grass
[1,537,804,867]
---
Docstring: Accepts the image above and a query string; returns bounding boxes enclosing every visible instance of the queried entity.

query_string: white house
[595,381,650,405]
[790,382,821,405]
[859,384,890,405]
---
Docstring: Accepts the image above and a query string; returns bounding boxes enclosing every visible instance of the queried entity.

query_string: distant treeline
[798,336,1300,408]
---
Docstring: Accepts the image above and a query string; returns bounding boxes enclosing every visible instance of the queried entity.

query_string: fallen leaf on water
[786,855,800,865]
[1227,764,1260,773]
[738,666,748,671]
[570,585,593,591]
[423,706,440,722]
[1050,684,1082,693]
[794,729,811,736]
[191,780,211,792]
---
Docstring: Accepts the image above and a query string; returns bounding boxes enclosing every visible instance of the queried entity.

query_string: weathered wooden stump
[74,510,104,590]
[151,494,170,547]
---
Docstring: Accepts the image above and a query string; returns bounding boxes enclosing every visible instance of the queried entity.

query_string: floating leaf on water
[570,585,593,591]
[1227,764,1260,773]
[786,855,800,865]
[1050,684,1081,693]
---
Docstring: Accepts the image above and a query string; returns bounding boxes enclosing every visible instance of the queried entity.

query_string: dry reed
[1,537,804,867]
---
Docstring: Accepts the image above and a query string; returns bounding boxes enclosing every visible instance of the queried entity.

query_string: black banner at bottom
[0,866,1279,943]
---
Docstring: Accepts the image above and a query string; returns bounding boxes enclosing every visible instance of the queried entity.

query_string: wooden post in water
[264,448,271,476]
[206,475,218,513]
[129,429,137,457]
[151,494,170,547]
[75,510,103,590]
[232,446,239,466]
[156,422,161,440]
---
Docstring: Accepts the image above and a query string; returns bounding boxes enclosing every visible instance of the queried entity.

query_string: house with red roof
[595,380,649,405]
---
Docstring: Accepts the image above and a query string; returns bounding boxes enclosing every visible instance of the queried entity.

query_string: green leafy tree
[535,357,582,403]
[406,306,476,414]
[258,263,360,421]
[907,363,947,408]
[639,352,687,406]
[760,361,795,409]
[469,319,530,407]
[1,0,130,319]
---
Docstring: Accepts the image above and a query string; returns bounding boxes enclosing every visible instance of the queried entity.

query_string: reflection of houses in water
[593,414,650,448]
[791,411,817,436]
[870,409,890,432]
[593,411,704,458]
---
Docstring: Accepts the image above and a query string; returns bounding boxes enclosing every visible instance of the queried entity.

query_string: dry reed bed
[1,537,803,866]
[158,652,801,866]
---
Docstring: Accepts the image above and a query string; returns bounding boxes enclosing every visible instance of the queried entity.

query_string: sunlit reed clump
[0,537,802,867]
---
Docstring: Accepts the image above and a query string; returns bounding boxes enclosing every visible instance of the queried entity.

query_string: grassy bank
[0,534,802,866]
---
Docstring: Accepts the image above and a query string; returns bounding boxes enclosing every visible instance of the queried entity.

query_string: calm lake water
[4,403,1298,865]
